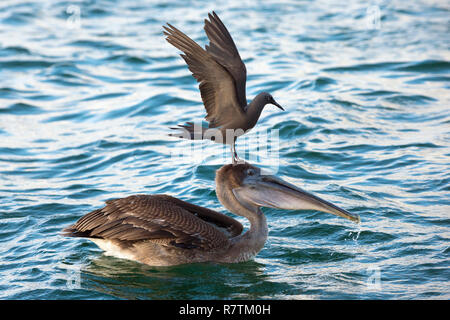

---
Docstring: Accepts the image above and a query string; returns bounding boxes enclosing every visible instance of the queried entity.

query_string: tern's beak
[271,99,285,111]
[233,174,360,223]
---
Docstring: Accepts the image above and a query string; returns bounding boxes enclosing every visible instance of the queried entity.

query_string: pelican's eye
[246,168,255,176]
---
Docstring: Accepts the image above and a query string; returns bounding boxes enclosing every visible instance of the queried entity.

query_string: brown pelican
[63,163,360,266]
[165,12,284,164]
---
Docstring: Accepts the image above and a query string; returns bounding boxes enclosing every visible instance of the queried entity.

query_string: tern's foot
[232,155,245,165]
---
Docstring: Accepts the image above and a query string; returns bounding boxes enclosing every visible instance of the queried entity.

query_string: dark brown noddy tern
[164,11,284,164]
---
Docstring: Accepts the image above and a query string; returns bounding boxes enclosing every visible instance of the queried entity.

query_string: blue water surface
[0,0,449,299]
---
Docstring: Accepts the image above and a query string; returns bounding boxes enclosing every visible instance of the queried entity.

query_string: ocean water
[0,0,449,300]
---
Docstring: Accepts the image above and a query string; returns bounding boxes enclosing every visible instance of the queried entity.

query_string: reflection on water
[84,254,284,300]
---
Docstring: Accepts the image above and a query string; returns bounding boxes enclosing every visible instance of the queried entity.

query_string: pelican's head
[260,92,284,111]
[216,163,360,223]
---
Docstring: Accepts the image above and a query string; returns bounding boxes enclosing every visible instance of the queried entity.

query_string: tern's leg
[231,139,243,164]
[230,143,236,164]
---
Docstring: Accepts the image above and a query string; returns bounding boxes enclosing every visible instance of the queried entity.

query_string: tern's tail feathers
[170,123,230,144]
[169,122,208,140]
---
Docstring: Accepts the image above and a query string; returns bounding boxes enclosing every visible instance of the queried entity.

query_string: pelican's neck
[230,208,268,261]
[216,168,268,262]
[245,93,267,129]
[215,176,268,262]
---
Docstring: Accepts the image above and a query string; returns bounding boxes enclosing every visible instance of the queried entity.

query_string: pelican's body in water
[63,163,359,267]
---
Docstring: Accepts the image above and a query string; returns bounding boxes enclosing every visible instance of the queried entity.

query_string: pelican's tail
[61,225,91,238]
[169,122,223,142]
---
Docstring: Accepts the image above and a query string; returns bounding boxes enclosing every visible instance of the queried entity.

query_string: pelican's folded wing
[62,194,241,250]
